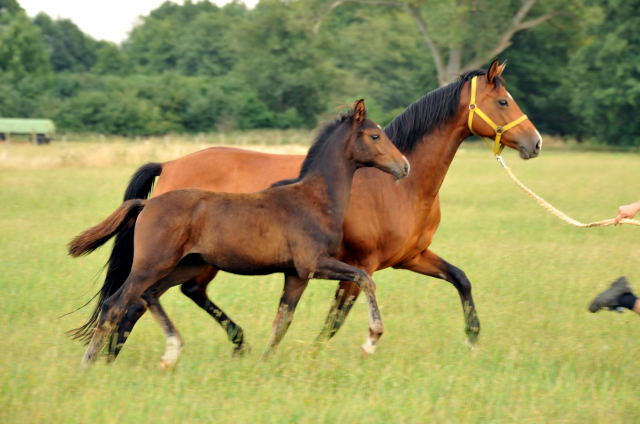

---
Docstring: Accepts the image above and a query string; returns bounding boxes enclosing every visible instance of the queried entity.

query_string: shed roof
[0,118,56,134]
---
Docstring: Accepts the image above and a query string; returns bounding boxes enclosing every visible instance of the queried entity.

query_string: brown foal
[69,100,409,367]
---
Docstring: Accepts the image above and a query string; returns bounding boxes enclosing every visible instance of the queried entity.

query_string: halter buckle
[496,126,503,134]
[469,104,476,110]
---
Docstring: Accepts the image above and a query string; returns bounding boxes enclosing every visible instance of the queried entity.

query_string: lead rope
[493,153,640,228]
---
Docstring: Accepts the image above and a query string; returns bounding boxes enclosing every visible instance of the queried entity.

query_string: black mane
[385,69,491,154]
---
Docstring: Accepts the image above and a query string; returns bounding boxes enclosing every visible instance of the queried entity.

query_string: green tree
[565,0,640,146]
[501,14,586,136]
[317,3,436,124]
[124,1,244,76]
[233,0,336,128]
[318,0,570,85]
[0,0,21,14]
[33,13,99,72]
[0,11,51,81]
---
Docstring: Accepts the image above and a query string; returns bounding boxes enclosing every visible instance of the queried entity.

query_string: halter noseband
[467,75,529,156]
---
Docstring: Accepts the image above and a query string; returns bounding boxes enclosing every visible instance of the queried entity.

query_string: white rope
[495,155,640,228]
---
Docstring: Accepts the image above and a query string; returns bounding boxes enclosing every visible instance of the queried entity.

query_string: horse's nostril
[535,140,541,151]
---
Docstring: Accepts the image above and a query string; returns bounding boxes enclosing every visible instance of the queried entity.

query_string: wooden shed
[0,118,56,144]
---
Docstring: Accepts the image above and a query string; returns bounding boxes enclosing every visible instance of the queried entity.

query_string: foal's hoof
[159,357,178,369]
[360,340,377,356]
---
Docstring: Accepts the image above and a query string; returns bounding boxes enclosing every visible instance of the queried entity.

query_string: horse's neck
[404,109,471,201]
[299,139,356,224]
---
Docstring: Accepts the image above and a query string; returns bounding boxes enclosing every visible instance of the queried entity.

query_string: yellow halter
[467,76,529,156]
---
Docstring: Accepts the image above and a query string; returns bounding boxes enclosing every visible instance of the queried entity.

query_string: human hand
[615,200,640,224]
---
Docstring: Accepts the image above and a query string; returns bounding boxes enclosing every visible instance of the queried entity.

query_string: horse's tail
[123,162,162,201]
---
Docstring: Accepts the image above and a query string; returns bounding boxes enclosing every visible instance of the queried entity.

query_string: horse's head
[349,99,410,179]
[468,60,541,159]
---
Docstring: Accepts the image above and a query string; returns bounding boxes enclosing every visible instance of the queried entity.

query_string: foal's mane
[385,69,498,154]
[296,108,356,179]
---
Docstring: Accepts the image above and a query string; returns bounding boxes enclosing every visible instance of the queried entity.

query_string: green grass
[1,142,639,423]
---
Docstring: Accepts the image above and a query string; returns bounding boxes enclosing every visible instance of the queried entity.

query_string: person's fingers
[614,209,624,224]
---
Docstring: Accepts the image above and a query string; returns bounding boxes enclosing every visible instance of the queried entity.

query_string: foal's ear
[487,59,506,83]
[353,98,366,124]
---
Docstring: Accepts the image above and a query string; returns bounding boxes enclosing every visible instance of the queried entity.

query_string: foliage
[565,0,640,146]
[0,10,51,82]
[0,0,636,144]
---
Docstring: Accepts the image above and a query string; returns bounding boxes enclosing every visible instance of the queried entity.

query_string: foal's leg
[82,269,171,367]
[263,274,309,358]
[107,300,147,361]
[314,257,383,354]
[141,292,184,368]
[316,280,361,343]
[180,268,248,356]
[109,267,246,360]
[398,249,480,345]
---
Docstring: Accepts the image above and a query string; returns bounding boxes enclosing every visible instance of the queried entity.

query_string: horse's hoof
[464,338,479,351]
[232,344,250,358]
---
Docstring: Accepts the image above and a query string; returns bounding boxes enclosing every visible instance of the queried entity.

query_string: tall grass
[0,140,638,423]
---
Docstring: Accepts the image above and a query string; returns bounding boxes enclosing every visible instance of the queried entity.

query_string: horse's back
[155,147,304,196]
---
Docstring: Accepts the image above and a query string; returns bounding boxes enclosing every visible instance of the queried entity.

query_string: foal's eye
[498,99,508,107]
[371,134,380,141]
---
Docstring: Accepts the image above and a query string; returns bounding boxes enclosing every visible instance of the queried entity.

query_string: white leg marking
[361,338,377,355]
[161,335,183,367]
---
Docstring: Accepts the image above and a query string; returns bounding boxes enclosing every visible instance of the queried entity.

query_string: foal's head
[346,99,410,180]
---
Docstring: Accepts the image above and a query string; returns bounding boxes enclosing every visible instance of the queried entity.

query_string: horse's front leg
[180,269,248,357]
[316,280,361,343]
[314,257,383,355]
[263,274,309,358]
[398,249,480,345]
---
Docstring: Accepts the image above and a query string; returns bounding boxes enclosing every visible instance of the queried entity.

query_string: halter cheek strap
[467,76,529,156]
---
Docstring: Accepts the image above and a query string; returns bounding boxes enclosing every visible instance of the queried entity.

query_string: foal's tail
[68,199,146,257]
[67,163,162,344]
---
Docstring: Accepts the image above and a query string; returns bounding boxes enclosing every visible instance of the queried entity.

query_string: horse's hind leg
[399,249,480,345]
[107,299,150,361]
[82,271,159,367]
[141,292,184,368]
[263,274,309,358]
[314,257,383,354]
[180,267,248,356]
[316,280,361,343]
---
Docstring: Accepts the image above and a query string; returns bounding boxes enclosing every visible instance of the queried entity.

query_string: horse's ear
[353,98,366,124]
[487,59,505,83]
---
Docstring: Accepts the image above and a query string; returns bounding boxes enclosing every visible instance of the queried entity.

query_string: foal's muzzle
[387,155,410,180]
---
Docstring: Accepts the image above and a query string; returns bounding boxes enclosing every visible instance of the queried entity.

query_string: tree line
[0,0,638,146]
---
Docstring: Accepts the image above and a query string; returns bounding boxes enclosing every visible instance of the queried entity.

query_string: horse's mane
[385,69,499,154]
[272,69,499,188]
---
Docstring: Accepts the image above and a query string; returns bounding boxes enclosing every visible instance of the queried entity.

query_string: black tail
[68,162,162,344]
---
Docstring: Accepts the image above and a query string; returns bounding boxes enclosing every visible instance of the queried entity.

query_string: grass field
[1,139,638,423]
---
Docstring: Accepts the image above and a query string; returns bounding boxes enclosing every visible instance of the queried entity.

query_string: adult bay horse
[69,99,410,366]
[71,60,542,363]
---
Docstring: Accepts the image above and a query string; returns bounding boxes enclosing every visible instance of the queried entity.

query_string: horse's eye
[371,134,380,140]
[498,99,508,107]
